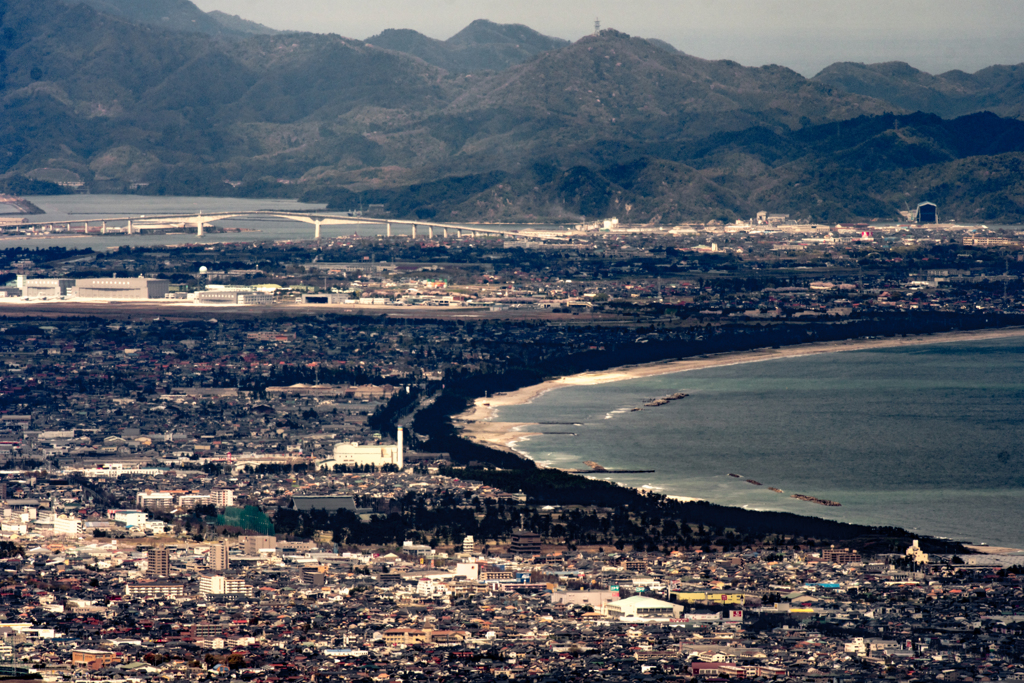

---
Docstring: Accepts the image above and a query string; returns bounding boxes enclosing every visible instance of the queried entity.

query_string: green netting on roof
[211,506,274,535]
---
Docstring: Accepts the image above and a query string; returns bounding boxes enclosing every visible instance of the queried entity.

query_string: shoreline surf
[452,327,1024,542]
[454,326,1024,455]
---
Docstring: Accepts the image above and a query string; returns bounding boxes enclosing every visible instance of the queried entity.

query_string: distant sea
[493,336,1024,549]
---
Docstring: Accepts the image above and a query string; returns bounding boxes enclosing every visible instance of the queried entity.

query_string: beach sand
[454,327,1024,455]
[964,545,1024,555]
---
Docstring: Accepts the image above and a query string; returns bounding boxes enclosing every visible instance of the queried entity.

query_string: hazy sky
[190,0,1024,76]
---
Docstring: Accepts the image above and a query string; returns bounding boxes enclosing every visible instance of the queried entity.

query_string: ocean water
[493,337,1024,548]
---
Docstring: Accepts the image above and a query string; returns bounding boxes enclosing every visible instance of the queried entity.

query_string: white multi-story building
[177,493,212,509]
[199,574,252,597]
[210,489,234,508]
[136,491,174,511]
[125,582,185,599]
[53,515,83,536]
[416,579,451,598]
[0,522,27,535]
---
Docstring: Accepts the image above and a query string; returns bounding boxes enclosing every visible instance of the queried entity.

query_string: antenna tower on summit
[594,18,600,34]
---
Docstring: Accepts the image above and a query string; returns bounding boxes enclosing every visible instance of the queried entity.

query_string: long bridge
[1,210,570,242]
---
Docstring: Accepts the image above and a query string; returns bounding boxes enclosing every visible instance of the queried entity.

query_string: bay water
[9,195,553,250]
[494,337,1024,548]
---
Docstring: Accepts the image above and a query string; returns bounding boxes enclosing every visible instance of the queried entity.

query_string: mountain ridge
[2,0,1024,222]
[813,61,1024,120]
[366,19,570,73]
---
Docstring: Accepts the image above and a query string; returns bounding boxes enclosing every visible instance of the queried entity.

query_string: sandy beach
[453,327,1024,454]
[964,545,1024,555]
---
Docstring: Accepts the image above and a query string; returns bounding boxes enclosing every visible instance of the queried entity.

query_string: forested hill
[2,0,1024,222]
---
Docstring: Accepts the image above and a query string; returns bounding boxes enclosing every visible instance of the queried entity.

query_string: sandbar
[454,327,1024,454]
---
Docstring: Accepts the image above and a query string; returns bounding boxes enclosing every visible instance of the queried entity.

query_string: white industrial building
[108,510,148,527]
[604,595,684,620]
[71,277,170,300]
[17,277,75,298]
[238,292,273,305]
[17,276,169,300]
[302,293,350,304]
[317,427,404,470]
[189,290,273,305]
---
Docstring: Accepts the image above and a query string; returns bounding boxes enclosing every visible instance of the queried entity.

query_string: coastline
[453,326,1024,457]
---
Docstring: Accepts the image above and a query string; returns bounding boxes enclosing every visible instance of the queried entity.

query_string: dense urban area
[0,217,1023,683]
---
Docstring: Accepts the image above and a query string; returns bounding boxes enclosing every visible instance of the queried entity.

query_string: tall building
[209,540,229,572]
[462,535,476,554]
[146,548,170,578]
[210,489,234,508]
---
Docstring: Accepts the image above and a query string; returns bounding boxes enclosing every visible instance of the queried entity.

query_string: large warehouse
[18,277,75,298]
[71,277,170,300]
[914,202,937,223]
[18,276,170,300]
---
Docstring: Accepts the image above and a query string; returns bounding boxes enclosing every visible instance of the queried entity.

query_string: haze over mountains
[1,0,1023,222]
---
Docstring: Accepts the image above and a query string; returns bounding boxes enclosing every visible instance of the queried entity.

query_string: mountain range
[0,0,1022,223]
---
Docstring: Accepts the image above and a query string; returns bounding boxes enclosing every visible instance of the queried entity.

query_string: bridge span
[2,210,570,242]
